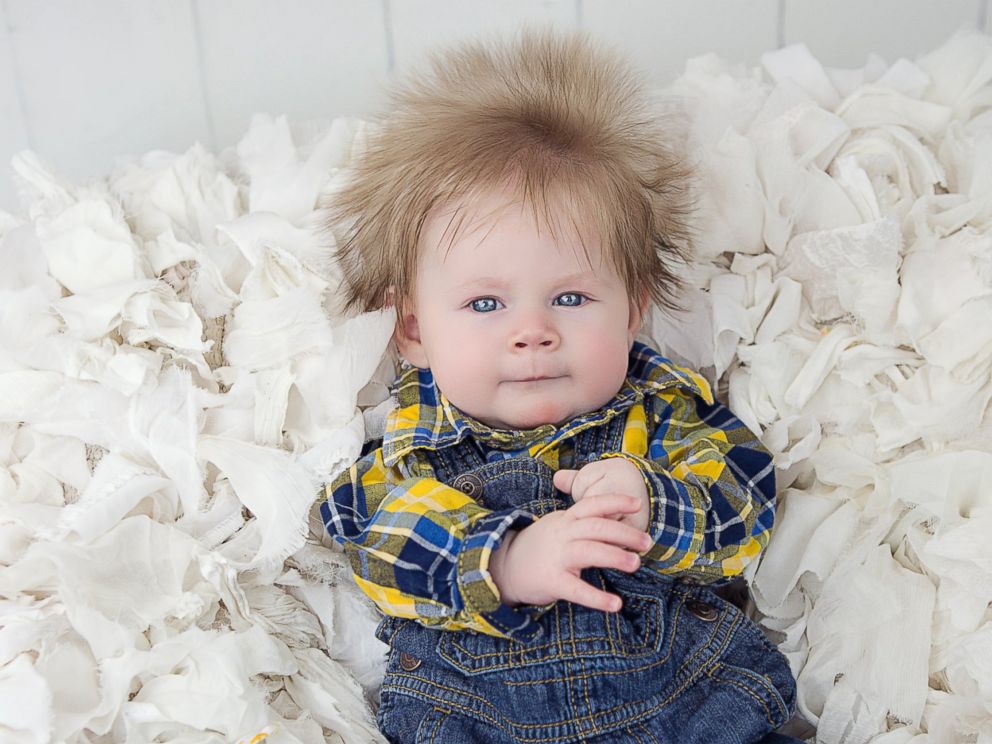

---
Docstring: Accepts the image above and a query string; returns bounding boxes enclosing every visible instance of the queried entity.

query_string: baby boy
[317,29,799,744]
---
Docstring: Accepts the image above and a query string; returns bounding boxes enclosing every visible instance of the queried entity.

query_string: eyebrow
[457,272,603,291]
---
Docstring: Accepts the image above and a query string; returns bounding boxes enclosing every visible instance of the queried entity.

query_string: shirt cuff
[456,507,545,640]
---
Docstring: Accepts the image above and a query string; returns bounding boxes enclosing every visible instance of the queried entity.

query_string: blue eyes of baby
[468,293,589,312]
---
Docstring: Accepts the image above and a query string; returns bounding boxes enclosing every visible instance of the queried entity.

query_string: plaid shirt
[317,341,776,639]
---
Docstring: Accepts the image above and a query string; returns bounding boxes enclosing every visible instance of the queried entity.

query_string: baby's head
[327,30,693,430]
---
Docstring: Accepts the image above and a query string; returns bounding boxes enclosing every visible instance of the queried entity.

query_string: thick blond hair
[324,28,694,316]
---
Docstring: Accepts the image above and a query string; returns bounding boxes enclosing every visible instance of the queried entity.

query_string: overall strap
[570,403,631,466]
[422,434,488,484]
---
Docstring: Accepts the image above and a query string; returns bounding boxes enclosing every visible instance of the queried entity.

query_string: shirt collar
[380,340,713,467]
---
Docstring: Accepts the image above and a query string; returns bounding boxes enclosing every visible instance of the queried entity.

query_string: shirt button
[398,652,422,671]
[686,599,719,622]
[452,473,484,498]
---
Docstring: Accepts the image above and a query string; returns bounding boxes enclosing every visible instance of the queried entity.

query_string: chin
[513,404,575,430]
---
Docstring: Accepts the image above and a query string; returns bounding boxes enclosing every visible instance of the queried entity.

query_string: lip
[510,375,561,382]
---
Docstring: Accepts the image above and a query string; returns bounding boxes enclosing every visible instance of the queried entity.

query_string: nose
[509,310,560,351]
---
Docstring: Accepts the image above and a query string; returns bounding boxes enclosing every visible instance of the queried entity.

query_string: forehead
[418,186,605,274]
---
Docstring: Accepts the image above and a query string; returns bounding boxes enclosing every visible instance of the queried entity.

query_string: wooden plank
[6,0,209,184]
[390,0,578,74]
[783,0,985,68]
[582,0,779,86]
[0,2,32,211]
[195,0,389,148]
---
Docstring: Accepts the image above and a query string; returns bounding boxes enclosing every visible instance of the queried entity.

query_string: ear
[627,287,650,346]
[392,293,429,368]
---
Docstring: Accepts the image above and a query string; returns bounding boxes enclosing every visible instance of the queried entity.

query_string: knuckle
[586,518,606,537]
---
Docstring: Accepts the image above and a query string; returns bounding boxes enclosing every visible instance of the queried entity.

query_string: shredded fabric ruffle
[2,27,992,743]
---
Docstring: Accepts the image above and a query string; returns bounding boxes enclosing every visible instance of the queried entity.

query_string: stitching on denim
[628,723,646,744]
[506,592,680,685]
[706,667,775,727]
[382,675,540,742]
[439,592,664,670]
[571,406,626,468]
[486,590,729,689]
[387,682,617,742]
[474,466,555,484]
[390,594,735,725]
[385,602,738,735]
[441,633,637,665]
[561,603,582,739]
[376,686,394,730]
[728,604,783,657]
[500,599,702,687]
[637,720,660,744]
[386,676,651,739]
[423,707,448,743]
[714,663,789,723]
[605,589,622,655]
[632,597,741,713]
[383,639,732,744]
[383,676,505,722]
[579,668,598,737]
[568,601,601,738]
[382,678,580,739]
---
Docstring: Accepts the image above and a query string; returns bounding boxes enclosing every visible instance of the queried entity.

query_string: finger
[570,517,652,553]
[553,469,578,494]
[555,573,623,613]
[565,540,641,574]
[568,492,643,519]
[568,466,607,502]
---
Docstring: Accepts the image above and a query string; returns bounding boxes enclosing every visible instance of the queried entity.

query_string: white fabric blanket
[2,28,991,743]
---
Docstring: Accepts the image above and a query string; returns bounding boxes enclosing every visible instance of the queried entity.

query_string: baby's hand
[489,494,651,613]
[553,459,650,533]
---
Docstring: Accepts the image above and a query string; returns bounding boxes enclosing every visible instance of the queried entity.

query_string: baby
[317,30,800,744]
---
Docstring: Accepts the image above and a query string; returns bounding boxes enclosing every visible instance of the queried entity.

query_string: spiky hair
[323,28,694,316]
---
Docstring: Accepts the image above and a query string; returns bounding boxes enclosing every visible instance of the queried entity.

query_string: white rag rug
[2,27,991,744]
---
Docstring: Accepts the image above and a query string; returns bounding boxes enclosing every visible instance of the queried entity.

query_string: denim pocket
[413,706,458,744]
[437,585,669,676]
[436,625,550,675]
[608,588,667,656]
[378,692,465,744]
[375,615,402,644]
[706,661,793,731]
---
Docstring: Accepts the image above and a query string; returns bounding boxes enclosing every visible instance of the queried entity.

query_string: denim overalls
[374,405,799,743]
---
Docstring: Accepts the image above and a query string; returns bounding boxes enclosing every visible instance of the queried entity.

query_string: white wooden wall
[1,0,989,212]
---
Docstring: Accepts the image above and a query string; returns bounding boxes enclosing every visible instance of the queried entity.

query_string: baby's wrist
[489,529,522,607]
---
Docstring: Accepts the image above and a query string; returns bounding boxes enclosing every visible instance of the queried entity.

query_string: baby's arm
[555,387,776,583]
[316,447,648,638]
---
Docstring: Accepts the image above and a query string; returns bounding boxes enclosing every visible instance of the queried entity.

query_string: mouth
[510,375,561,383]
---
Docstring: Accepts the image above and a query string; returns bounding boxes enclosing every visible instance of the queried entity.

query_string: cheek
[572,320,631,388]
[435,352,479,386]
[427,316,493,363]
[424,321,493,396]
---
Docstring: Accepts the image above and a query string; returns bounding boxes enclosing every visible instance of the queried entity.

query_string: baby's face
[395,188,645,430]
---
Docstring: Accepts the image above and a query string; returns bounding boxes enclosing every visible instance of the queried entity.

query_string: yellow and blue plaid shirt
[317,341,776,639]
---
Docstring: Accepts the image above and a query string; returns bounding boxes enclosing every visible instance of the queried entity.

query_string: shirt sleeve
[602,388,776,583]
[315,447,542,639]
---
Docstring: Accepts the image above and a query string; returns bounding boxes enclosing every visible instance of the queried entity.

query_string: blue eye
[554,293,586,307]
[469,297,502,313]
